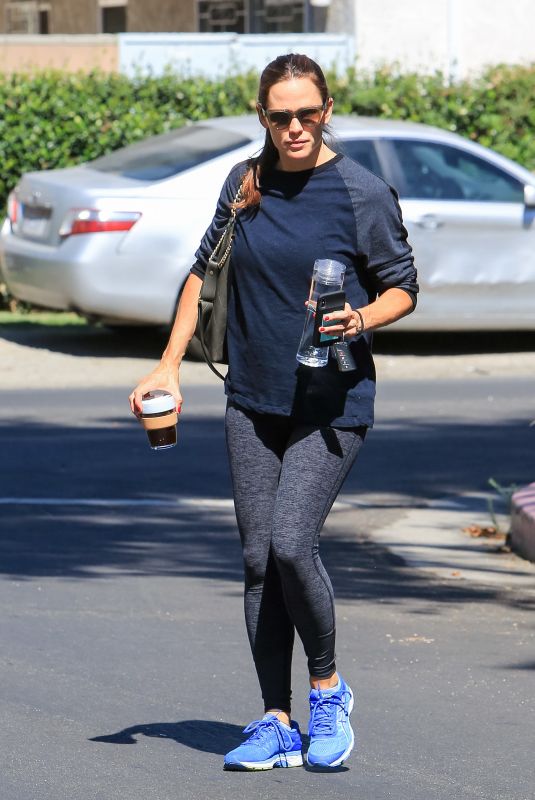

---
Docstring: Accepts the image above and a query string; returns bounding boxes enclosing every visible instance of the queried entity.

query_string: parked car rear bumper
[0,220,183,324]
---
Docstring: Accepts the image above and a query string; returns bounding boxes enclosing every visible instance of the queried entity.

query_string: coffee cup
[141,390,178,450]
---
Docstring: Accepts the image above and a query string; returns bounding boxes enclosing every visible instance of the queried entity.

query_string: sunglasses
[260,104,326,130]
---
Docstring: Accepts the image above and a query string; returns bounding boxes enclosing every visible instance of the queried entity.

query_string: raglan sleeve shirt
[190,153,418,428]
[334,154,417,307]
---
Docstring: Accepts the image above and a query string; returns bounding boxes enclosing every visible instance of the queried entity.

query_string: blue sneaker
[307,676,355,767]
[224,713,303,771]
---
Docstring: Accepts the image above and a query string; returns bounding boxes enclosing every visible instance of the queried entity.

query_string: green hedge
[0,69,258,209]
[331,63,535,169]
[0,63,534,212]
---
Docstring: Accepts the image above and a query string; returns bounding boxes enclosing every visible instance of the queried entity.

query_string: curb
[331,492,535,591]
[511,483,535,563]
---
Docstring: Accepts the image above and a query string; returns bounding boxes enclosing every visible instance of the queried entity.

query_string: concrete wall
[353,0,535,78]
[118,32,355,78]
[0,31,354,75]
[0,34,118,72]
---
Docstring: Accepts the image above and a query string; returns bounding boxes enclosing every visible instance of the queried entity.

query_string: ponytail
[232,53,331,211]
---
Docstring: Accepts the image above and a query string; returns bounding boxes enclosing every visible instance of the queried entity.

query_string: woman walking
[129,53,418,771]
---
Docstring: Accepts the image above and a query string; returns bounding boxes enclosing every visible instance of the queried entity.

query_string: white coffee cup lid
[141,390,176,414]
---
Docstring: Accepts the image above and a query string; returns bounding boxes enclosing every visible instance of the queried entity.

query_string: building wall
[324,0,354,36]
[0,1,534,76]
[353,0,535,78]
[0,34,118,70]
[0,0,98,33]
[49,0,98,33]
[460,2,535,76]
[0,0,196,34]
[127,0,195,32]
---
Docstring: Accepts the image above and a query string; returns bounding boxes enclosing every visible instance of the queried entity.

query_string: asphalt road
[1,376,534,800]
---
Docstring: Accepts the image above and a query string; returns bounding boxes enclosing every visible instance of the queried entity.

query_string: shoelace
[309,688,350,736]
[242,716,295,753]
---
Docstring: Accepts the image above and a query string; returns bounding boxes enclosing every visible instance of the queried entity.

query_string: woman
[129,53,418,771]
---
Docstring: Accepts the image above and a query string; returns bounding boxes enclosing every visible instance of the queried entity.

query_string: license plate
[21,217,50,238]
[21,203,52,239]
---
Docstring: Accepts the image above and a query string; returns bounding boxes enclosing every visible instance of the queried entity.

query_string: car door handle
[414,214,444,230]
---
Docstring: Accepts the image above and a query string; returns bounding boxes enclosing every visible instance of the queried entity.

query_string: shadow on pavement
[89,719,244,755]
[373,330,535,356]
[2,323,535,358]
[1,412,533,507]
[499,659,535,671]
[0,323,168,359]
[89,719,325,763]
[1,415,534,611]
[323,534,535,611]
[4,492,534,611]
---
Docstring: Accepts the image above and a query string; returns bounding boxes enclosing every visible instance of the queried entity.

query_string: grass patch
[0,310,87,326]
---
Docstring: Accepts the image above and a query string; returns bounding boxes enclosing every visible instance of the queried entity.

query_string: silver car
[2,115,535,330]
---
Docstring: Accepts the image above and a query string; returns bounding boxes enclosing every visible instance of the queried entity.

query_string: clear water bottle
[296,259,346,367]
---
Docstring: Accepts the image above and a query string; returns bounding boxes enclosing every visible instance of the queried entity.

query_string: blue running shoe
[224,713,303,771]
[307,676,355,768]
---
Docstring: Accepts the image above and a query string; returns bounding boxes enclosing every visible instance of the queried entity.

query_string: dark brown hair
[234,53,331,210]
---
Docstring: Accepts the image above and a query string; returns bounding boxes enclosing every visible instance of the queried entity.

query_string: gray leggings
[225,401,366,713]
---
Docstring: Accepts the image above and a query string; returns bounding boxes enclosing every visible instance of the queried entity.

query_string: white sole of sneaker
[225,751,304,771]
[307,688,355,769]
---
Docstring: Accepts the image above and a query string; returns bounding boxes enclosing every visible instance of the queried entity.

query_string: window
[101,5,127,33]
[392,140,524,203]
[38,8,49,33]
[340,139,384,179]
[197,0,305,32]
[88,126,252,182]
[259,0,304,32]
[198,0,246,32]
[6,2,38,33]
[5,1,50,33]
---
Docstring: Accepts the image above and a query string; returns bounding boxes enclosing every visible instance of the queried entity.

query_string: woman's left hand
[319,303,364,339]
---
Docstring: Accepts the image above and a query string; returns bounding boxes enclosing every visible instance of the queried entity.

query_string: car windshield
[87,125,252,181]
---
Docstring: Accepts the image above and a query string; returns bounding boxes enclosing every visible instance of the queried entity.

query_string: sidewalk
[2,323,535,388]
[331,492,535,592]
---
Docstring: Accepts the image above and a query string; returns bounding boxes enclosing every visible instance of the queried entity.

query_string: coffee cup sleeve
[141,412,178,431]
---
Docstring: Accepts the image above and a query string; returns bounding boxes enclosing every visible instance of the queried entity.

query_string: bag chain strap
[209,184,243,265]
[198,181,244,381]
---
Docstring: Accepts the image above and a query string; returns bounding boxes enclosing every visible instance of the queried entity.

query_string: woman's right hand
[128,273,201,418]
[128,362,182,419]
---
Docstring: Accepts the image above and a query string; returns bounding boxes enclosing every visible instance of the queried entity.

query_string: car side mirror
[524,184,535,208]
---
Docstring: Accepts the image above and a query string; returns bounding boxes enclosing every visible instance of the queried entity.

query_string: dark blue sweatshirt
[191,153,418,427]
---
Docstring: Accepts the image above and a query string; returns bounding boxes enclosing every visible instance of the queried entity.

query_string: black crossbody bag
[191,184,243,380]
